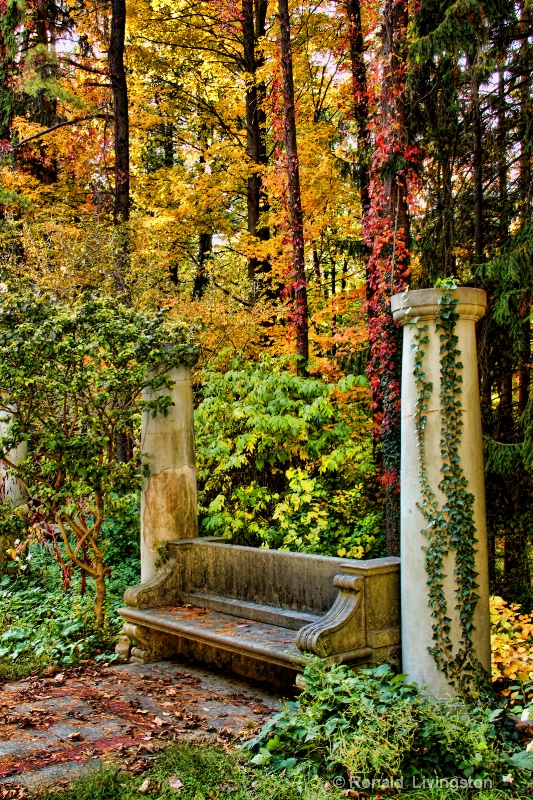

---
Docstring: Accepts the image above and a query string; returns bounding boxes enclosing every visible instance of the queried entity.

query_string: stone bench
[118,538,400,687]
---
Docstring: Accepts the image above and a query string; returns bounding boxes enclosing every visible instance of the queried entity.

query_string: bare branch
[59,57,108,76]
[56,516,98,577]
[13,114,112,148]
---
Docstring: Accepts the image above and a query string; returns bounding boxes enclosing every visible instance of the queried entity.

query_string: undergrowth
[245,660,533,794]
[37,741,527,800]
[0,497,139,680]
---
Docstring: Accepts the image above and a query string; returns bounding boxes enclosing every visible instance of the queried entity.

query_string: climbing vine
[409,283,487,697]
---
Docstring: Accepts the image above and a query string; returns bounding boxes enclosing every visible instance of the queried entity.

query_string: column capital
[391,287,487,324]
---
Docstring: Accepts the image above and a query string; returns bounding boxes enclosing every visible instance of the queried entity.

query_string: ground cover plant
[245,659,533,794]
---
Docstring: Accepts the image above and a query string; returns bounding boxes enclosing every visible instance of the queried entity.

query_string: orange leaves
[490,595,533,687]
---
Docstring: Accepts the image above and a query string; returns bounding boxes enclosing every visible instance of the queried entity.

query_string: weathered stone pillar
[0,410,27,507]
[0,410,28,569]
[140,364,197,583]
[391,288,490,697]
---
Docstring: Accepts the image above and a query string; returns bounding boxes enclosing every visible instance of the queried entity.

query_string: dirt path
[0,660,280,793]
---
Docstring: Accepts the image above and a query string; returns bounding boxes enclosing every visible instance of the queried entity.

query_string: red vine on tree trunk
[364,0,421,555]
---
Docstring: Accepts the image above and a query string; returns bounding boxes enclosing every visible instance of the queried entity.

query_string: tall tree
[344,0,370,217]
[242,0,270,292]
[109,0,130,225]
[365,0,413,555]
[0,1,22,145]
[278,0,309,374]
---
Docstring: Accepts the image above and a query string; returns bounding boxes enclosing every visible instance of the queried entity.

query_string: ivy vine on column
[408,282,487,697]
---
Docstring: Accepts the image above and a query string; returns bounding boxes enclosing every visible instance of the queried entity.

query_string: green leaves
[0,290,195,500]
[195,354,381,555]
[504,750,533,771]
[244,658,502,782]
[0,289,195,624]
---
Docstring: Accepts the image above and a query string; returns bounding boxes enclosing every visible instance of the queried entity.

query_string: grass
[36,741,529,800]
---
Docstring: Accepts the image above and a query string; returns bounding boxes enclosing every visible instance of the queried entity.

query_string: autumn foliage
[0,0,532,592]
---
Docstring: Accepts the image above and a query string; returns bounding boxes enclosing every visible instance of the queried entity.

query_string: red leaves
[404,144,423,163]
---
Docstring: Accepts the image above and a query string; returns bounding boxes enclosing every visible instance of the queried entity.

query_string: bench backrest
[167,539,399,618]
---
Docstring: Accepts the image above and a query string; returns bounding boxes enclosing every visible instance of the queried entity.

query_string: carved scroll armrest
[124,557,180,609]
[296,574,365,658]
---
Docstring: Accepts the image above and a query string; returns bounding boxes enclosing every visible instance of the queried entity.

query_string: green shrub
[244,659,533,789]
[0,289,195,626]
[195,355,384,557]
[101,492,141,609]
[0,564,107,673]
[0,502,26,577]
[0,501,25,538]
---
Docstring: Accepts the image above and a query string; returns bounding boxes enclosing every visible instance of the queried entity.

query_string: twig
[13,114,111,148]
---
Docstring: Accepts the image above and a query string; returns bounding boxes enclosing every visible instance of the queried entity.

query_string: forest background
[0,0,532,663]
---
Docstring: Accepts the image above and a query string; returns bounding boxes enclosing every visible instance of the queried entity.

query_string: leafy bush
[0,501,25,539]
[0,502,26,577]
[0,574,103,667]
[196,355,384,557]
[101,492,141,605]
[0,289,194,625]
[244,659,532,787]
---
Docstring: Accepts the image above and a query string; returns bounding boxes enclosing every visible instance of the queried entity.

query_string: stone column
[0,410,28,569]
[0,410,27,507]
[391,288,490,697]
[140,364,197,583]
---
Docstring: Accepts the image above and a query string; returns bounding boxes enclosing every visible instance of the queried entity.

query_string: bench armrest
[296,574,367,659]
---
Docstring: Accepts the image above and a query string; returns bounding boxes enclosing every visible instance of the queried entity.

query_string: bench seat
[120,604,303,668]
[117,539,400,687]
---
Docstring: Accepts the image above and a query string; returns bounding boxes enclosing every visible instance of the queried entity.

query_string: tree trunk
[518,7,532,217]
[192,231,212,300]
[498,367,514,441]
[344,0,370,216]
[517,8,531,419]
[32,0,58,184]
[278,0,309,375]
[93,560,107,629]
[365,0,410,557]
[518,291,531,418]
[381,0,409,259]
[242,0,270,294]
[109,0,130,225]
[469,52,484,263]
[497,68,509,245]
[0,6,17,141]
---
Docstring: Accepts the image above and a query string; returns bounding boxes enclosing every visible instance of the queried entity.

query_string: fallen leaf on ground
[0,786,28,800]
[168,776,183,790]
[138,778,151,793]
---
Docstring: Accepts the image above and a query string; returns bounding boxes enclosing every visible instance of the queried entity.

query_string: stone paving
[0,660,280,792]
